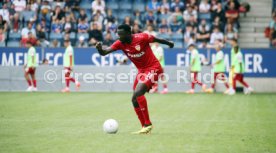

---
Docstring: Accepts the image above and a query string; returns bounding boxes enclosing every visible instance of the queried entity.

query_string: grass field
[0,92,275,153]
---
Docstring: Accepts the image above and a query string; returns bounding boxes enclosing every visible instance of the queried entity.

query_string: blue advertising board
[0,47,275,77]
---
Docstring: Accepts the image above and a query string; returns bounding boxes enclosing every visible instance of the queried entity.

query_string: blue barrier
[0,47,276,77]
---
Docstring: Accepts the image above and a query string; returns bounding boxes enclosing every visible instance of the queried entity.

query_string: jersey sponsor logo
[135,45,140,51]
[127,51,145,58]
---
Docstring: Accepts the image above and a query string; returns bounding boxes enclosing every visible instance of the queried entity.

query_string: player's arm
[95,42,116,56]
[70,55,73,67]
[153,37,174,48]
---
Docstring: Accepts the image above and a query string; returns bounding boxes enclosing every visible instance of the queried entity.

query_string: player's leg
[24,68,32,91]
[30,68,37,91]
[193,72,206,91]
[239,74,254,94]
[186,72,195,94]
[62,68,71,92]
[132,77,145,127]
[160,74,168,94]
[206,72,217,93]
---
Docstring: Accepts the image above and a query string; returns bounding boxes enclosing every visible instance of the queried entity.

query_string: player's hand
[168,41,174,48]
[95,42,103,51]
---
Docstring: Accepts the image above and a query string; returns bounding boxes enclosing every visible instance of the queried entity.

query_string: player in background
[229,39,253,95]
[186,43,206,94]
[95,24,174,134]
[149,42,168,94]
[24,40,37,92]
[205,44,229,93]
[61,39,80,92]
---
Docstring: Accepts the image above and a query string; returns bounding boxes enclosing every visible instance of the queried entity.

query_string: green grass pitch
[0,92,275,153]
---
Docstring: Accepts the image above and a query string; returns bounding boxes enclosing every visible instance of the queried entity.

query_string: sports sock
[27,79,32,87]
[134,107,145,127]
[32,80,37,88]
[66,78,70,87]
[136,95,151,125]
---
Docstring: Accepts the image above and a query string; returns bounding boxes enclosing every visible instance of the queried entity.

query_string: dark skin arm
[95,37,174,56]
[95,42,116,56]
[153,37,174,48]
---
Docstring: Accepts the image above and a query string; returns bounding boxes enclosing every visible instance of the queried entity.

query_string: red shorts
[25,67,36,75]
[214,72,227,81]
[64,67,72,77]
[133,66,164,91]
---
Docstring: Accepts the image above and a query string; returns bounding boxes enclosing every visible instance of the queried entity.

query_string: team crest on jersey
[135,45,140,51]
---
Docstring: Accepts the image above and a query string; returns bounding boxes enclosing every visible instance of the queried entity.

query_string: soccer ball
[103,119,119,134]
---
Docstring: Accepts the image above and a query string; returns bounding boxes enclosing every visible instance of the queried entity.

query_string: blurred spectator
[170,0,185,12]
[36,24,46,40]
[103,32,114,46]
[144,25,157,36]
[198,19,210,33]
[211,2,225,22]
[13,0,26,12]
[9,4,16,18]
[79,9,87,22]
[186,14,198,28]
[40,1,51,16]
[91,0,105,15]
[187,0,199,10]
[64,16,73,33]
[147,0,160,12]
[0,15,8,32]
[212,16,224,32]
[225,1,239,28]
[184,24,195,45]
[23,4,36,23]
[77,36,88,48]
[183,5,198,23]
[68,12,77,24]
[133,10,143,26]
[122,16,133,26]
[51,39,60,47]
[21,22,36,40]
[159,18,170,34]
[169,16,182,34]
[224,23,238,47]
[159,0,170,11]
[30,1,39,12]
[0,4,10,23]
[132,24,142,34]
[40,18,50,33]
[159,6,171,21]
[51,19,63,33]
[199,0,211,13]
[78,18,89,33]
[0,27,6,42]
[88,23,103,45]
[91,12,104,30]
[104,9,116,25]
[104,22,117,39]
[196,25,210,46]
[52,0,65,9]
[22,31,37,47]
[9,13,22,33]
[225,0,240,11]
[210,26,224,44]
[65,0,81,12]
[171,7,183,23]
[52,5,65,22]
[144,11,156,26]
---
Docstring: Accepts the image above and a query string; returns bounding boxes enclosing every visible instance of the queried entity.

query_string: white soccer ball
[103,119,119,134]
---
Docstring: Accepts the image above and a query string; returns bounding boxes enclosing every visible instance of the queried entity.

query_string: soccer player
[24,40,37,92]
[186,43,206,94]
[205,44,229,93]
[95,24,174,134]
[230,39,253,95]
[61,39,80,92]
[149,42,168,94]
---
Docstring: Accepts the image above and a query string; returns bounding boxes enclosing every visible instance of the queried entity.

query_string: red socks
[32,80,37,88]
[66,77,76,87]
[134,107,145,127]
[27,79,32,86]
[136,95,151,125]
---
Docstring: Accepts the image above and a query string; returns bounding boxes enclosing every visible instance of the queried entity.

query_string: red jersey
[111,33,161,70]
